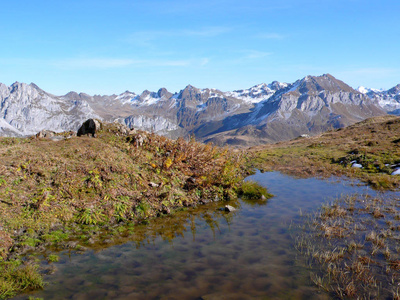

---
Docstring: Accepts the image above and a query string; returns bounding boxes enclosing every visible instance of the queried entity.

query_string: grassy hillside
[0,121,257,298]
[251,115,400,190]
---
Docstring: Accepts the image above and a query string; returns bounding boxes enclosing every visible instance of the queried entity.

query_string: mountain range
[1,74,399,146]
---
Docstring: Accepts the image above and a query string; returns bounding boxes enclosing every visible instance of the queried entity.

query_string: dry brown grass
[0,122,248,260]
[251,115,400,190]
[296,193,400,299]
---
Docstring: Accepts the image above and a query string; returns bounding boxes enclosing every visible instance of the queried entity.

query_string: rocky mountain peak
[179,85,201,100]
[157,88,172,99]
[63,91,78,98]
[388,84,400,95]
[269,81,287,91]
[292,74,358,95]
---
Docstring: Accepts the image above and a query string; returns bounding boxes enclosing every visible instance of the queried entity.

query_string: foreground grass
[0,121,253,298]
[251,115,400,190]
[0,260,44,299]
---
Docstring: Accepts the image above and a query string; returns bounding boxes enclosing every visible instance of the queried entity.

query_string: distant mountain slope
[358,84,400,114]
[0,74,395,145]
[202,74,386,146]
[0,82,99,136]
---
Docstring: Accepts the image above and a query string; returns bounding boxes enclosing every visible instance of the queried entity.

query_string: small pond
[17,171,393,300]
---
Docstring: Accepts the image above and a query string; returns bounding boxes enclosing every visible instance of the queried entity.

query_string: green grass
[0,260,44,299]
[47,255,59,263]
[238,180,273,201]
[251,115,400,190]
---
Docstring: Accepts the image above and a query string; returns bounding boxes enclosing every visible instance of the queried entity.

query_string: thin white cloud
[52,58,140,69]
[245,50,273,59]
[181,27,232,37]
[0,56,211,70]
[255,33,285,40]
[126,26,232,46]
[50,57,212,70]
[200,58,210,66]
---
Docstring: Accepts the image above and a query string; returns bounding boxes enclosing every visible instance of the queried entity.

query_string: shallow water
[18,172,386,299]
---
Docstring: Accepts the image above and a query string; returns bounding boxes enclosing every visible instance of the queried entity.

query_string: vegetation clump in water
[237,180,273,201]
[296,194,400,299]
[0,260,44,299]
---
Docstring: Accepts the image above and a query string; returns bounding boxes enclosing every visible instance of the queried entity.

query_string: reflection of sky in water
[20,172,390,300]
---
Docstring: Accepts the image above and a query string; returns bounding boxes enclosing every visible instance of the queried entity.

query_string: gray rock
[64,241,79,249]
[131,133,144,148]
[224,205,236,212]
[36,130,56,138]
[351,162,363,168]
[149,181,159,187]
[49,136,65,142]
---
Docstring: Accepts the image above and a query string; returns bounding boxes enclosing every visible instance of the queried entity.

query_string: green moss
[42,230,69,244]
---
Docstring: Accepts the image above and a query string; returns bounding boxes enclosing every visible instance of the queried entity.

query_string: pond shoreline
[14,171,397,300]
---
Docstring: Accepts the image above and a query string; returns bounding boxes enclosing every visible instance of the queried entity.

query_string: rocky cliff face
[202,74,386,146]
[0,74,394,145]
[0,82,99,136]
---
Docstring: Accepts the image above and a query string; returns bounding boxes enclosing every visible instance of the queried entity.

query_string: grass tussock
[251,115,400,190]
[237,180,272,201]
[0,260,44,299]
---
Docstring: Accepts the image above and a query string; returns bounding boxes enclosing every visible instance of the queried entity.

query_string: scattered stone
[131,133,144,148]
[64,241,79,249]
[351,162,363,168]
[77,119,102,137]
[36,130,56,138]
[102,239,113,245]
[49,136,65,142]
[200,199,211,204]
[224,205,236,212]
[128,128,137,135]
[43,265,57,275]
[391,169,400,176]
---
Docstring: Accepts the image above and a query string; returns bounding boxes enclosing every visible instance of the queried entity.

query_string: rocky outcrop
[36,130,56,138]
[77,119,102,137]
[0,82,100,136]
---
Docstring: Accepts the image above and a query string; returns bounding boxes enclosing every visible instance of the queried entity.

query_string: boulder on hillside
[77,119,102,137]
[36,130,56,138]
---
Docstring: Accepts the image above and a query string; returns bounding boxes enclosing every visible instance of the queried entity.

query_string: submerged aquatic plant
[295,193,400,299]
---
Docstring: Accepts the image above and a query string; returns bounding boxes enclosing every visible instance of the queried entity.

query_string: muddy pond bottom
[19,172,385,300]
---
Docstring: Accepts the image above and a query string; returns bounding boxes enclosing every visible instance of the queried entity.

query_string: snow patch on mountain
[225,81,288,103]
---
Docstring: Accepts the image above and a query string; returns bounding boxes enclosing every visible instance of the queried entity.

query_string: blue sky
[0,0,399,95]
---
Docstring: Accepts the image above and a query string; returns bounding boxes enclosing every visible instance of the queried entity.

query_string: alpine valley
[1,74,399,146]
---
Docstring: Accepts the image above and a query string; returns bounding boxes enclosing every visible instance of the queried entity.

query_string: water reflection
[19,171,385,300]
[127,200,240,248]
